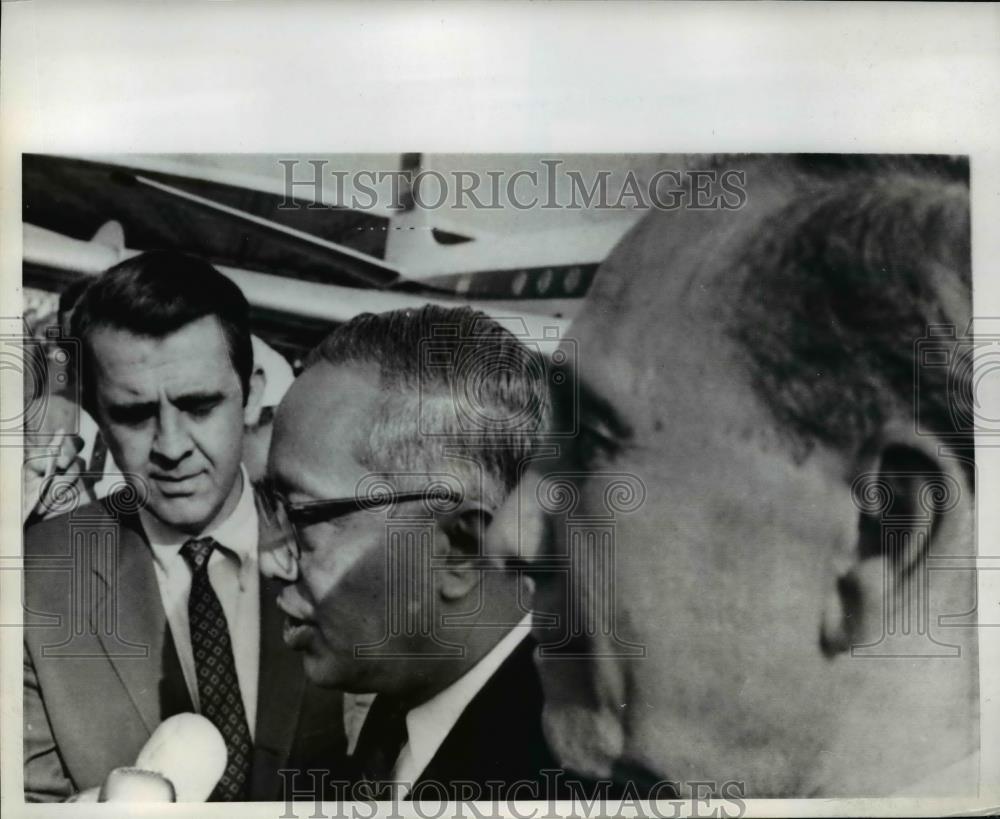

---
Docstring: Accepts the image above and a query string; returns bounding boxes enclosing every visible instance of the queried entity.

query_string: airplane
[22,153,654,361]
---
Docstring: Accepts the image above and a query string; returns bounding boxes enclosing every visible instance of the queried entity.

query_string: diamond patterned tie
[181,537,252,801]
[351,695,409,798]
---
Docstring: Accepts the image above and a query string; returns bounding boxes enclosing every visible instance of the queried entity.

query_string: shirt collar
[403,614,533,775]
[141,466,259,584]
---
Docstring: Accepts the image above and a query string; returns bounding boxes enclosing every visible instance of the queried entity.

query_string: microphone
[98,713,228,802]
[98,767,175,802]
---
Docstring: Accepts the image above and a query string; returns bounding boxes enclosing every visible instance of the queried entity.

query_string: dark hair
[70,251,253,411]
[307,305,550,506]
[57,277,92,324]
[730,158,972,478]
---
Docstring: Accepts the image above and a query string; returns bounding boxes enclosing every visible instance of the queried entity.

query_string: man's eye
[179,399,221,417]
[569,422,623,468]
[254,480,285,521]
[108,407,154,426]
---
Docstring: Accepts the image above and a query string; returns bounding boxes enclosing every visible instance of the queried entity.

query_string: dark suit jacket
[23,493,345,802]
[414,636,561,799]
[327,635,565,802]
[412,639,653,802]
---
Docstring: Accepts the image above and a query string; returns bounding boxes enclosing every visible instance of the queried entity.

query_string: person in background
[244,335,295,484]
[23,277,121,523]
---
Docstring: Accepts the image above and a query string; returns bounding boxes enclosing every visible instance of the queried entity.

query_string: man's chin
[299,652,343,688]
[146,495,220,534]
[300,652,377,694]
[541,703,626,782]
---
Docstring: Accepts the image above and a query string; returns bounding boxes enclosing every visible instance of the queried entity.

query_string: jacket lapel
[255,575,304,744]
[93,513,190,736]
[252,491,306,756]
[417,635,552,791]
[88,491,315,800]
[250,574,306,797]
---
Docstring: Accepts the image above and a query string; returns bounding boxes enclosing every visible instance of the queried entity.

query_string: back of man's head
[70,250,254,413]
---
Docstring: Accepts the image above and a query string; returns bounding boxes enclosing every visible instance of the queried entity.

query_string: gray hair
[307,305,551,507]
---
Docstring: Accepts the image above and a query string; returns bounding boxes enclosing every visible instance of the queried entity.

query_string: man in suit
[23,251,343,802]
[261,305,561,801]
[489,156,979,797]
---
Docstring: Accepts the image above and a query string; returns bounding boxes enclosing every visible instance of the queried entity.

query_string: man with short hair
[490,156,979,797]
[24,251,342,802]
[261,305,560,800]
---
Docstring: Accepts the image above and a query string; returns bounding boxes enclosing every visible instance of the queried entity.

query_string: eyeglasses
[257,482,464,575]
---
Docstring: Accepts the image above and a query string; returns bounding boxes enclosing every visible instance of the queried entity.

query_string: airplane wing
[23,224,569,363]
[23,153,401,289]
[21,153,632,359]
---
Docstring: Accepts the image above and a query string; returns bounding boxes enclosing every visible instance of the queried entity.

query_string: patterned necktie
[181,537,252,801]
[351,695,409,798]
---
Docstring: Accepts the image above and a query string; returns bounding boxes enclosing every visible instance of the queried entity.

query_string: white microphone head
[99,767,176,802]
[135,713,228,802]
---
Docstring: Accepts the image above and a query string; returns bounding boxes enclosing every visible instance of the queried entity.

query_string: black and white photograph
[2,3,998,818]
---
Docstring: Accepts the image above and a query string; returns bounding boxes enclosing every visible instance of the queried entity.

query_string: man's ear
[820,423,971,657]
[243,368,266,427]
[436,505,493,602]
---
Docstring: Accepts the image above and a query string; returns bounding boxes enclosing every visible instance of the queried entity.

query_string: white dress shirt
[389,615,533,795]
[139,467,260,738]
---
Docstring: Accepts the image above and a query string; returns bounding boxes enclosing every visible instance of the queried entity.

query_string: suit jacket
[327,635,565,802]
[23,492,345,802]
[413,635,564,799]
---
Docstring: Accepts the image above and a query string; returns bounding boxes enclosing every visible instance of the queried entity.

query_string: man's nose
[259,538,298,583]
[274,581,310,623]
[151,407,193,464]
[488,475,547,569]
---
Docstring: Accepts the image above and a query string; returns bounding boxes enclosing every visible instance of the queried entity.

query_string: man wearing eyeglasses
[23,252,343,802]
[260,305,561,801]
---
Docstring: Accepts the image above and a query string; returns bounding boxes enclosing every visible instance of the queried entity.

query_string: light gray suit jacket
[23,492,344,801]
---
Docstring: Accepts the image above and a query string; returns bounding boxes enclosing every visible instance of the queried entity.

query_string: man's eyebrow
[549,366,632,442]
[104,391,229,418]
[579,380,632,439]
[171,390,227,405]
[105,398,158,414]
[262,468,314,504]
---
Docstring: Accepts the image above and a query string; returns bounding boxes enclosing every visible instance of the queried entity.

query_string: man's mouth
[151,472,205,494]
[282,614,315,649]
[277,598,316,648]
